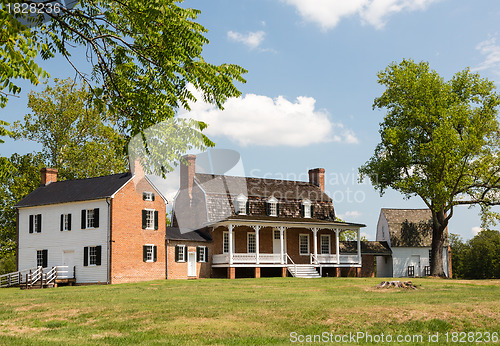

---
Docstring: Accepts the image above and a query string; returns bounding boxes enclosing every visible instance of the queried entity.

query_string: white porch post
[312,228,318,264]
[357,228,362,265]
[228,224,233,265]
[335,229,340,264]
[280,226,285,264]
[253,225,260,264]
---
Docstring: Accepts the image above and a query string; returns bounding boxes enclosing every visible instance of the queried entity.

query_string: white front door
[62,250,75,278]
[187,252,196,277]
[272,229,286,254]
[410,255,420,276]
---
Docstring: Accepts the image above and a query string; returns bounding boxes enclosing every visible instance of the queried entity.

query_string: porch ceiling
[210,215,365,230]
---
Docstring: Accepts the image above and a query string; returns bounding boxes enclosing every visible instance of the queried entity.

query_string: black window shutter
[204,247,209,262]
[83,247,88,266]
[142,210,147,229]
[300,204,304,217]
[276,203,280,216]
[94,208,99,228]
[265,202,270,216]
[196,246,200,262]
[42,249,48,268]
[143,245,147,262]
[153,246,157,262]
[29,215,33,233]
[175,245,180,262]
[68,214,72,230]
[81,210,86,229]
[96,246,102,265]
[60,214,64,231]
[36,214,42,232]
[154,211,159,230]
[152,193,155,201]
[143,192,147,200]
[246,201,250,215]
[310,205,314,218]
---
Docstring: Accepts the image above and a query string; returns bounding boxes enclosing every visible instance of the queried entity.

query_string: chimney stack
[41,168,58,186]
[180,154,196,198]
[308,168,325,192]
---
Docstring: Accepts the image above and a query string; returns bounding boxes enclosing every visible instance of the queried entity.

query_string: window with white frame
[267,197,278,217]
[175,245,186,262]
[89,246,97,265]
[143,245,156,262]
[299,234,309,255]
[87,209,95,228]
[143,191,155,201]
[247,232,256,253]
[223,232,229,254]
[36,249,47,267]
[320,234,330,254]
[145,210,155,229]
[61,213,71,231]
[197,246,208,262]
[302,199,312,218]
[234,194,248,215]
[30,214,42,233]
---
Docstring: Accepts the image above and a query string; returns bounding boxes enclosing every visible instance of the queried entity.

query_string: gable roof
[195,173,331,201]
[381,208,436,247]
[15,172,132,208]
[339,241,392,255]
[165,227,212,242]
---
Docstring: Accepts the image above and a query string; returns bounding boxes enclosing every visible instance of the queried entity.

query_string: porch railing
[213,253,360,265]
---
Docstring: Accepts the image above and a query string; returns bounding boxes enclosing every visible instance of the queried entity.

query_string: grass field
[0,277,499,345]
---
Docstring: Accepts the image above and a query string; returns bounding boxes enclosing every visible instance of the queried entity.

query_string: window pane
[248,233,256,253]
[269,203,277,216]
[145,210,155,229]
[146,245,153,261]
[89,246,97,265]
[299,235,309,255]
[87,210,95,228]
[321,235,330,254]
[37,250,43,267]
[274,230,280,240]
[223,233,229,253]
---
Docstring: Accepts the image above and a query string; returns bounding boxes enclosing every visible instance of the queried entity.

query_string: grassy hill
[0,277,499,344]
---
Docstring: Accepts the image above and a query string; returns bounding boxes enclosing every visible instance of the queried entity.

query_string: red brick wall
[167,240,212,279]
[361,255,375,277]
[110,176,166,284]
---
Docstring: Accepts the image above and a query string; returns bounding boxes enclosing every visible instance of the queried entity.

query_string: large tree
[359,59,500,277]
[12,78,128,180]
[0,0,246,165]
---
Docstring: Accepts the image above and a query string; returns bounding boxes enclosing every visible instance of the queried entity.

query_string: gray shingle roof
[195,173,331,201]
[381,208,435,247]
[15,172,132,208]
[165,227,212,242]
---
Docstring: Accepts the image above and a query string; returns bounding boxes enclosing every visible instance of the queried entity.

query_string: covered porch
[210,216,366,278]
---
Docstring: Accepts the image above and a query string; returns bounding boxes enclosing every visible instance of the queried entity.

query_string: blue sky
[3,0,500,240]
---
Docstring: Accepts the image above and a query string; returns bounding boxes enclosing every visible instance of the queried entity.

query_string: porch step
[287,265,321,278]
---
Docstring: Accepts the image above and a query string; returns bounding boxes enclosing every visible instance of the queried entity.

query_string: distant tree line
[450,230,500,279]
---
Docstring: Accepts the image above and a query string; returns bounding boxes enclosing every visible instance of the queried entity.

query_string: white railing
[339,255,360,264]
[26,266,43,288]
[309,254,361,265]
[310,254,323,276]
[212,253,283,264]
[54,266,74,279]
[286,254,297,276]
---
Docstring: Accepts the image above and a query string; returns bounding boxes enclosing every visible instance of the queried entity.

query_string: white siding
[392,247,449,277]
[376,212,390,245]
[18,199,109,283]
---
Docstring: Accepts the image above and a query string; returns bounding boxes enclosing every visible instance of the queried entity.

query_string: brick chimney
[180,154,196,198]
[308,168,325,192]
[40,168,58,186]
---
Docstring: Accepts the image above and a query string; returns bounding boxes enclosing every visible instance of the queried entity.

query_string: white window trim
[268,196,278,217]
[36,250,44,267]
[234,194,248,215]
[198,246,208,263]
[299,233,310,256]
[273,229,280,240]
[302,199,312,218]
[223,231,229,254]
[145,244,154,263]
[145,208,155,230]
[320,234,331,254]
[63,214,70,231]
[88,246,98,266]
[177,245,187,262]
[86,209,95,229]
[34,214,41,233]
[143,191,154,201]
[247,232,256,254]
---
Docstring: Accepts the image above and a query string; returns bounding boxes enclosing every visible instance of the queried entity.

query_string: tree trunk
[430,209,447,277]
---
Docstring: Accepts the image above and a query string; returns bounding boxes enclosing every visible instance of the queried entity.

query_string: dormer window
[301,199,313,218]
[266,197,279,217]
[234,194,248,215]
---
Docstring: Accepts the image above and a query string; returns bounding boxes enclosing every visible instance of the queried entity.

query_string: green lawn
[0,277,499,345]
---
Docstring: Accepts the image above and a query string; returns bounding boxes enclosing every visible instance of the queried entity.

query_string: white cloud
[472,37,500,76]
[338,210,362,219]
[282,0,440,30]
[227,30,266,49]
[179,88,358,147]
[472,226,483,236]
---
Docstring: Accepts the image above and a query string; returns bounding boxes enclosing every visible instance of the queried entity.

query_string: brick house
[15,162,167,284]
[169,154,368,279]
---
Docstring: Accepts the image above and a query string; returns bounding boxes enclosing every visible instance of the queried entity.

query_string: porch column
[357,228,362,265]
[335,229,340,265]
[280,226,285,264]
[312,228,318,264]
[228,224,233,265]
[253,225,261,265]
